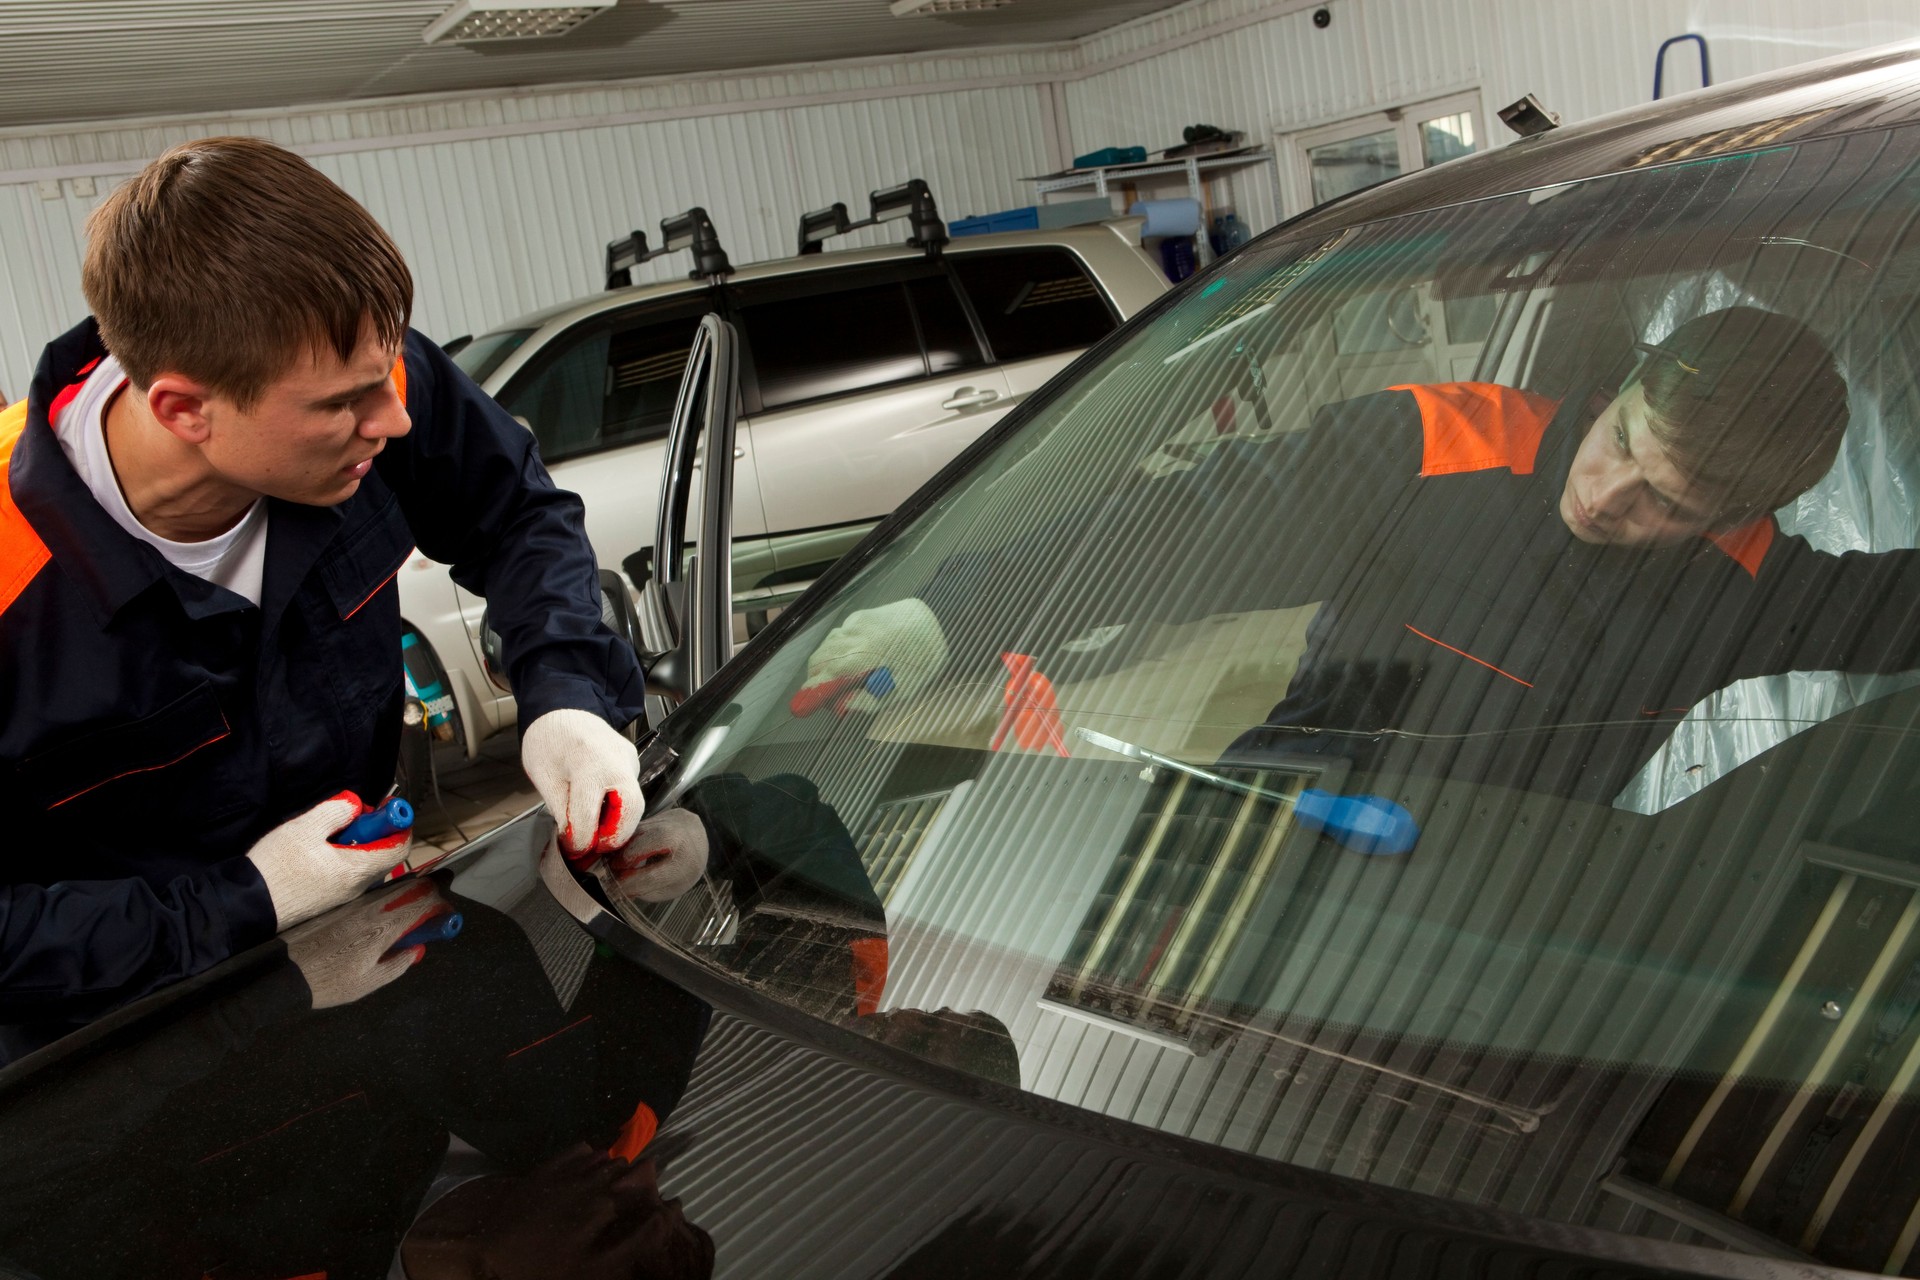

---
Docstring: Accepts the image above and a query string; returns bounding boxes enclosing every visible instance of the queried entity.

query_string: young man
[0,138,696,1021]
[799,306,1912,802]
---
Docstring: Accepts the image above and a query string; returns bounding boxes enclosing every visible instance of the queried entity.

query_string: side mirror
[635,314,740,707]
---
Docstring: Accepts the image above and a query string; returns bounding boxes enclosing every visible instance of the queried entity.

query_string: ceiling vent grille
[889,0,1016,14]
[423,0,616,44]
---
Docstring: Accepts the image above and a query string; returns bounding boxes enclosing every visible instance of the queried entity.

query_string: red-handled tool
[790,666,896,718]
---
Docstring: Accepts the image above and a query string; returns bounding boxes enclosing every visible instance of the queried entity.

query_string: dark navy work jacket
[927,382,1920,802]
[0,319,645,1020]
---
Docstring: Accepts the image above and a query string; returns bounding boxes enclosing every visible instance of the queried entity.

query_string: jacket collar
[9,318,337,628]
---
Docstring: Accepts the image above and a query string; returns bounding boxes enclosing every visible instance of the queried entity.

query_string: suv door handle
[941,387,1001,412]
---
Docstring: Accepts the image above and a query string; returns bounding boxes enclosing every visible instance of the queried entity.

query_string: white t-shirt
[54,355,269,606]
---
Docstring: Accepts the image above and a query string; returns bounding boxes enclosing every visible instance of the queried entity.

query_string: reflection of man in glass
[617,777,1022,1087]
[799,306,1913,801]
[0,881,714,1280]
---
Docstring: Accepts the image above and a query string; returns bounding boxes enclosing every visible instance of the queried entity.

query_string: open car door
[635,313,741,719]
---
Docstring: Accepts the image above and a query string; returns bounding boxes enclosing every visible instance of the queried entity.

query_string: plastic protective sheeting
[1617,271,1920,813]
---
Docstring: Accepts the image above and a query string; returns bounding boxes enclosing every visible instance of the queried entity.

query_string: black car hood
[0,811,1835,1280]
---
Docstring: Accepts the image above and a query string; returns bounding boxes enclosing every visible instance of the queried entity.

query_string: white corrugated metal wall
[1066,0,1920,225]
[0,48,1067,399]
[2,0,1919,399]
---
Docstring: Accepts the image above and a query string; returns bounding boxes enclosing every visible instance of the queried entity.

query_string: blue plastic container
[951,206,1041,238]
[1074,146,1147,168]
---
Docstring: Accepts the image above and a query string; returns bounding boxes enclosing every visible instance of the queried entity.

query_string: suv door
[947,245,1121,403]
[733,263,1013,539]
[495,297,771,584]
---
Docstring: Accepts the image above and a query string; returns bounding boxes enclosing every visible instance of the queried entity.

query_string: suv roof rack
[796,179,948,257]
[605,206,734,289]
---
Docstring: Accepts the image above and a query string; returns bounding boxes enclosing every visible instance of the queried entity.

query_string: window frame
[944,245,1123,367]
[493,289,721,467]
[730,260,990,417]
[1280,90,1487,217]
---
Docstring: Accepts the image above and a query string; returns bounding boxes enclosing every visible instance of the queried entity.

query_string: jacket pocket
[313,498,413,712]
[19,682,233,811]
[318,498,414,622]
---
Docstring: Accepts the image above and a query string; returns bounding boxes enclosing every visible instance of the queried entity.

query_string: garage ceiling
[0,0,1184,129]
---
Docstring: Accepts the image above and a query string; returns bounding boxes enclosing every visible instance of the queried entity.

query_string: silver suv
[398,194,1168,760]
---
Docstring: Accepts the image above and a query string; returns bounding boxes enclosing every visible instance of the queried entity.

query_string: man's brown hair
[1636,306,1849,525]
[83,136,412,406]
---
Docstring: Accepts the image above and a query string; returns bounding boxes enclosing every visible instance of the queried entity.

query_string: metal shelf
[1024,146,1281,210]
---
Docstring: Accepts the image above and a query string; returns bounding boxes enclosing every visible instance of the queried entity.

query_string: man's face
[1559,383,1729,547]
[196,319,411,507]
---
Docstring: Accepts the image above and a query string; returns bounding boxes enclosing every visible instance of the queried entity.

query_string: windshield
[614,126,1920,1272]
[452,326,534,384]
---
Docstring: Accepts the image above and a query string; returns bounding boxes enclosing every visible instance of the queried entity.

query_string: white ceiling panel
[0,0,1186,128]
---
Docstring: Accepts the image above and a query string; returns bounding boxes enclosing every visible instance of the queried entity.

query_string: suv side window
[949,248,1117,363]
[736,276,927,411]
[909,275,986,376]
[498,307,705,465]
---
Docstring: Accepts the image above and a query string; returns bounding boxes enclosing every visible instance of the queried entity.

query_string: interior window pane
[909,275,985,375]
[1420,111,1478,167]
[604,314,703,449]
[497,327,610,464]
[742,281,926,410]
[950,249,1115,364]
[451,327,532,384]
[498,313,702,464]
[1308,128,1401,205]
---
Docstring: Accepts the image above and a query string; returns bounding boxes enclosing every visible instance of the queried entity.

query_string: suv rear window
[949,247,1116,363]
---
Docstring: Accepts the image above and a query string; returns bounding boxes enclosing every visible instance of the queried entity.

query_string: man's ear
[145,374,217,445]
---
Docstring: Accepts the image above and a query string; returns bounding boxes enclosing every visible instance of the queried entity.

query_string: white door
[1282,91,1485,217]
[733,266,1010,536]
[747,373,1012,534]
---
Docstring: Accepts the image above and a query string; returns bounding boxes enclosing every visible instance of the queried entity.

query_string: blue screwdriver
[332,797,415,846]
[1072,727,1420,855]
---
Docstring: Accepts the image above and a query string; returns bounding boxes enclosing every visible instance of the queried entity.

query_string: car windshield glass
[613,126,1920,1272]
[452,327,534,383]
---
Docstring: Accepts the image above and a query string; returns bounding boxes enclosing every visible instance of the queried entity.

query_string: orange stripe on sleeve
[390,354,407,404]
[1392,382,1561,477]
[0,400,50,619]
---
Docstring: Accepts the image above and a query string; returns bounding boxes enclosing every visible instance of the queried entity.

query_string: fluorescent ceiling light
[423,0,616,44]
[889,0,1016,14]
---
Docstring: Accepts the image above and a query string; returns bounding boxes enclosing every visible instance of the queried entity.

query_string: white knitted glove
[283,881,443,1009]
[522,708,643,863]
[600,808,709,903]
[246,791,414,932]
[795,598,950,716]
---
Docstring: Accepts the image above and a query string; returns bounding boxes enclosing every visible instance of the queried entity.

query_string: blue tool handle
[333,797,415,847]
[1294,789,1420,855]
[394,911,463,950]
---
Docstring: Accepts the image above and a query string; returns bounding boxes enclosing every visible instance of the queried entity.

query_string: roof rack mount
[797,179,948,257]
[605,206,734,289]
